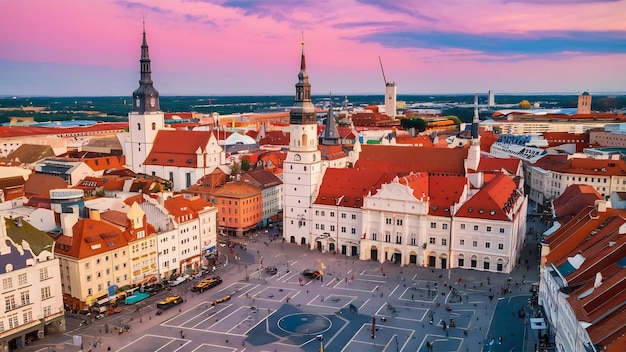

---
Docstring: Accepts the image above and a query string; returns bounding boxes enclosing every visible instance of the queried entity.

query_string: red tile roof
[55,218,129,260]
[144,130,216,167]
[0,122,128,138]
[429,175,467,216]
[356,145,468,175]
[544,206,626,351]
[477,156,522,175]
[455,173,520,221]
[534,155,626,176]
[314,169,394,208]
[552,185,603,224]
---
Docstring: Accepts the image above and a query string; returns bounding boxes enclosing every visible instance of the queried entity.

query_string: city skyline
[1,0,625,97]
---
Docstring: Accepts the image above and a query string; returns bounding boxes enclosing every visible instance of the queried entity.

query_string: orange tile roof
[163,195,212,222]
[258,130,289,146]
[144,130,216,167]
[0,122,128,138]
[429,175,467,216]
[534,155,626,176]
[544,206,626,351]
[398,173,429,200]
[54,218,129,260]
[477,156,521,175]
[356,145,468,175]
[455,173,520,221]
[552,185,603,224]
[23,173,68,197]
[314,169,394,208]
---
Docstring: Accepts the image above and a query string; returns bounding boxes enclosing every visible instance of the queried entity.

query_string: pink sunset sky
[1,0,625,96]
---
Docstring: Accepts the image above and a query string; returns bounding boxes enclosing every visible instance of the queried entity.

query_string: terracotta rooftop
[55,218,129,260]
[314,169,394,208]
[429,175,467,217]
[552,185,603,225]
[534,155,626,176]
[455,173,520,221]
[144,130,216,167]
[356,145,468,176]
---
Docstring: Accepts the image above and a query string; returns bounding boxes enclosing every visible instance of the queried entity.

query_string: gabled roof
[241,170,282,189]
[395,135,434,147]
[314,168,393,208]
[477,156,521,175]
[55,218,129,260]
[553,185,603,225]
[7,144,56,164]
[258,130,289,146]
[429,175,467,217]
[534,155,626,176]
[356,145,468,175]
[212,182,262,199]
[163,195,213,222]
[398,173,429,200]
[455,173,520,221]
[144,130,216,167]
[23,173,68,197]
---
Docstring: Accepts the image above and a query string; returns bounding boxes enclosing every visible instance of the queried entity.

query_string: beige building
[0,216,65,351]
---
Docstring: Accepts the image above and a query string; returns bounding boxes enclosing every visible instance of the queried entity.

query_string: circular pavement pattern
[277,313,332,335]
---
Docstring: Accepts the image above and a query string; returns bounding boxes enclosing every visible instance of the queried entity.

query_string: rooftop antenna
[379,56,388,85]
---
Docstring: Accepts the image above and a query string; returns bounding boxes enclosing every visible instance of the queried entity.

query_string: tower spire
[290,37,315,126]
[321,92,340,145]
[471,93,479,139]
[132,22,160,113]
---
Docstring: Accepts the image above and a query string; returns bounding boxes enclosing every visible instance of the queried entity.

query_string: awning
[135,274,157,286]
[530,317,547,330]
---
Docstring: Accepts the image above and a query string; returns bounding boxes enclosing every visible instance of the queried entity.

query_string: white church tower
[283,40,322,247]
[465,93,481,172]
[125,22,164,173]
[385,82,397,117]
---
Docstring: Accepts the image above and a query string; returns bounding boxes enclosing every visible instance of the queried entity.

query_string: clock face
[294,154,301,161]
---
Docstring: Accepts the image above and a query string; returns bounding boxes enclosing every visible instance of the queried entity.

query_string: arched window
[137,123,141,131]
[151,122,156,130]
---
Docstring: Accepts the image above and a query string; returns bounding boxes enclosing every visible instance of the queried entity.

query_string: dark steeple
[132,21,160,113]
[321,93,340,145]
[290,40,316,125]
[471,93,479,139]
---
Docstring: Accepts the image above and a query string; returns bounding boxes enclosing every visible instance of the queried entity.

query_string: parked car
[156,295,183,310]
[143,283,166,295]
[301,269,315,277]
[191,276,222,293]
[168,275,190,287]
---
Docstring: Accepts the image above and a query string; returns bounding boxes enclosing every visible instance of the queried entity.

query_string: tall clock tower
[125,23,164,173]
[283,41,322,248]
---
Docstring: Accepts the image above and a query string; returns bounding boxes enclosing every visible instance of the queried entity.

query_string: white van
[168,275,190,287]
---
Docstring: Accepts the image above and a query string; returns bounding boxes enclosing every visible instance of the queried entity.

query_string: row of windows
[315,210,357,220]
[460,224,505,233]
[2,270,50,291]
[457,258,504,271]
[220,197,261,206]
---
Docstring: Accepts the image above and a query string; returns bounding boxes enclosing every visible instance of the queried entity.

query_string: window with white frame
[18,273,27,286]
[498,243,504,250]
[430,222,436,229]
[8,316,18,329]
[5,295,17,311]
[429,237,436,244]
[385,233,391,242]
[20,291,30,306]
[460,239,465,245]
[441,239,447,246]
[442,224,448,230]
[486,226,492,232]
[472,240,477,247]
[473,225,479,231]
[2,277,12,290]
[396,219,403,226]
[41,286,52,300]
[385,218,392,225]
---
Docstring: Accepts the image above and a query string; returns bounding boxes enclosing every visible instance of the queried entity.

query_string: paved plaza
[23,217,545,352]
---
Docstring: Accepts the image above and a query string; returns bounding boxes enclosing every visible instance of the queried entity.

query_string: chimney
[61,211,79,238]
[595,200,608,213]
[89,208,101,221]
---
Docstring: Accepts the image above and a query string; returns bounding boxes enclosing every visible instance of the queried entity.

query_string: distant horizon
[2,91,626,99]
[1,1,625,96]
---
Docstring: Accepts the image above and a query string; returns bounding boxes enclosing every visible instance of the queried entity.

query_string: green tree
[241,159,250,172]
[400,117,427,132]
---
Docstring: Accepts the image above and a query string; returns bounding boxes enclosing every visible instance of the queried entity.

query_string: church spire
[321,93,340,145]
[290,38,316,125]
[471,93,479,139]
[132,21,160,113]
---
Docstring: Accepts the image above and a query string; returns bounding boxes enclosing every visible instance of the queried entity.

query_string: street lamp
[317,334,324,352]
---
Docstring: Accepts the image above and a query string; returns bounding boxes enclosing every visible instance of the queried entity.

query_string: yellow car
[156,295,183,310]
[192,277,222,293]
[211,295,232,306]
